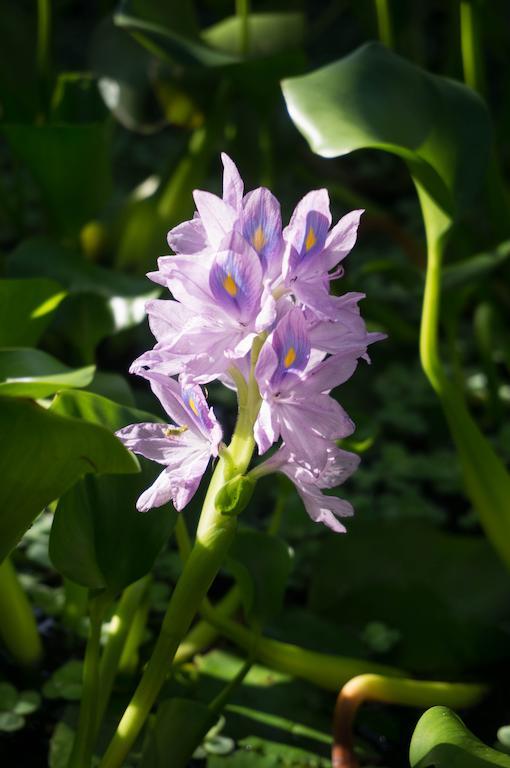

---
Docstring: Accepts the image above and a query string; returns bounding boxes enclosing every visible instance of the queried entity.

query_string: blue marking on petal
[299,211,329,261]
[271,310,310,387]
[182,382,213,433]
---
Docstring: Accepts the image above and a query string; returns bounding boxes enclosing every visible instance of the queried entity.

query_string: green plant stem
[236,0,250,57]
[98,393,256,768]
[37,0,51,116]
[96,576,151,725]
[68,593,111,768]
[332,673,487,768]
[174,587,242,664]
[118,592,150,676]
[200,601,404,691]
[417,192,510,571]
[374,0,394,49]
[460,0,485,95]
[419,231,446,394]
[459,0,510,238]
[174,472,284,666]
[0,557,42,667]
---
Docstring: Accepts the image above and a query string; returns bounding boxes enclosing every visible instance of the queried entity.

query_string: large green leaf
[282,42,490,236]
[115,1,239,68]
[49,390,176,592]
[202,14,305,58]
[2,123,112,235]
[410,706,510,767]
[50,388,159,430]
[115,3,304,70]
[7,238,158,334]
[0,397,138,563]
[0,348,94,398]
[0,279,66,346]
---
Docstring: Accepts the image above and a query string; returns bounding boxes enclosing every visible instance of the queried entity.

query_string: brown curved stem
[331,674,487,768]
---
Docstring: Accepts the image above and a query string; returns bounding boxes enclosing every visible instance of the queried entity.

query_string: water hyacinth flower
[118,153,385,531]
[251,442,361,532]
[116,372,221,511]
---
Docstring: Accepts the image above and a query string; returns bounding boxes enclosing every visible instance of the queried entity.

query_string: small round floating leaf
[13,690,41,715]
[0,711,24,732]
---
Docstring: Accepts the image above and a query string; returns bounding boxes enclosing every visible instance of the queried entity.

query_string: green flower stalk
[99,402,256,768]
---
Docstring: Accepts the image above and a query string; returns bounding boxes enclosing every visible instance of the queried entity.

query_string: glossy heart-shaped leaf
[0,348,95,398]
[115,0,239,68]
[202,13,305,58]
[0,278,66,346]
[410,706,510,767]
[282,42,490,235]
[0,396,138,562]
[49,390,176,592]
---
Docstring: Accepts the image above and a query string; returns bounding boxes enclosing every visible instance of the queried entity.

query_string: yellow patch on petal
[305,227,316,251]
[252,226,266,252]
[223,272,238,297]
[284,346,296,368]
[188,398,199,416]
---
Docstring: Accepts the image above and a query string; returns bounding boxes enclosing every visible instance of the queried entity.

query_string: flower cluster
[117,154,384,531]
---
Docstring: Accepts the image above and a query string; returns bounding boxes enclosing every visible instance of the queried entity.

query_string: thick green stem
[459,0,510,238]
[174,587,242,665]
[96,576,151,725]
[117,593,151,676]
[460,0,485,95]
[332,673,487,768]
[200,601,404,691]
[236,0,250,57]
[374,0,394,49]
[419,231,447,394]
[37,0,51,117]
[0,557,42,667]
[68,594,110,768]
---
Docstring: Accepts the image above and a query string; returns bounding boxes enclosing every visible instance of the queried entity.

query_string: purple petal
[193,190,237,249]
[322,210,364,272]
[270,308,310,388]
[242,188,283,275]
[146,299,197,343]
[150,253,216,314]
[116,422,177,464]
[179,376,222,451]
[209,231,263,322]
[167,215,207,254]
[222,153,244,210]
[254,399,279,455]
[294,482,353,532]
[284,189,332,268]
[274,394,355,468]
[254,341,279,394]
